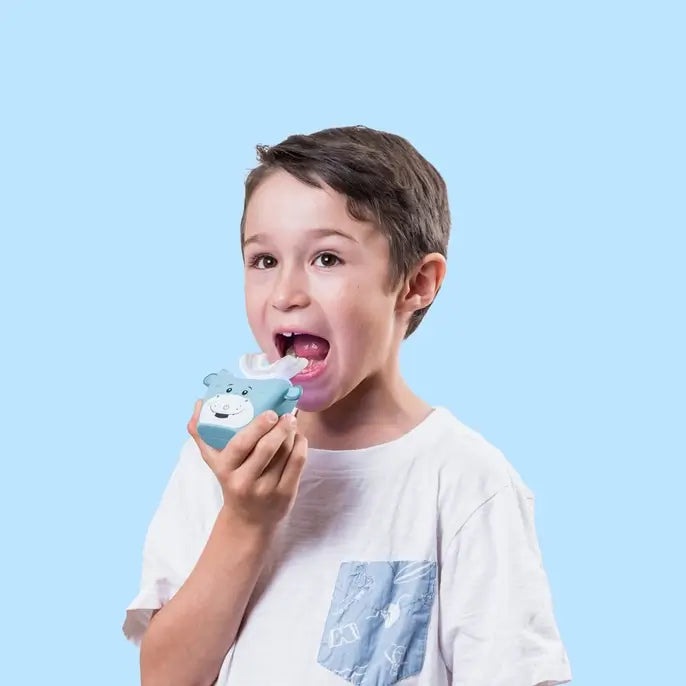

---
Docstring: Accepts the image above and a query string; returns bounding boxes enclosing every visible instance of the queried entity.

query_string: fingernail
[265,411,278,423]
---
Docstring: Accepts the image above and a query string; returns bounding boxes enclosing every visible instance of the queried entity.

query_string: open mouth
[275,332,330,367]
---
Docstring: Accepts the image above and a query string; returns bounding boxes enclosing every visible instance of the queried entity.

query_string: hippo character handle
[196,368,303,450]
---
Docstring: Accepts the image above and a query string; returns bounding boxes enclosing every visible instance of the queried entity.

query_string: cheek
[244,287,270,346]
[244,296,259,329]
[244,274,269,312]
[335,289,394,350]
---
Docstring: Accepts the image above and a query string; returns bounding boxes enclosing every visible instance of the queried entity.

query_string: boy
[123,126,573,686]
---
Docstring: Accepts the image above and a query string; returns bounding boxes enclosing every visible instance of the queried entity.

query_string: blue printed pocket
[317,560,437,685]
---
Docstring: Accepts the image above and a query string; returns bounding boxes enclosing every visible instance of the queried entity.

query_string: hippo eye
[226,387,233,393]
[241,389,249,395]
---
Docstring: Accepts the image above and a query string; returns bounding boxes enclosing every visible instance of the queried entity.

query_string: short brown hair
[240,125,450,337]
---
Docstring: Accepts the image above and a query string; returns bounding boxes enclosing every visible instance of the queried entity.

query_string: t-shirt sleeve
[122,438,222,646]
[438,477,573,686]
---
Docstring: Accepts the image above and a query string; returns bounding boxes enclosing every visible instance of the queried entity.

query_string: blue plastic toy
[197,369,303,450]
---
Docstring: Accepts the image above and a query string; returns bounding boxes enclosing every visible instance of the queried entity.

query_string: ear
[395,252,447,316]
[203,373,218,387]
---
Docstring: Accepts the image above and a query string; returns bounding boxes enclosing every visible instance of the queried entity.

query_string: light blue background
[1,1,683,684]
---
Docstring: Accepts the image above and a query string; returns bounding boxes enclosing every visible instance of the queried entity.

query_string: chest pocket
[316,560,437,685]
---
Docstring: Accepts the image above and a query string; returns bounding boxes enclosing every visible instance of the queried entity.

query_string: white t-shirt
[123,407,572,686]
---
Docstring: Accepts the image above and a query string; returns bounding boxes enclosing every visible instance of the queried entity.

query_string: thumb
[186,399,203,437]
[187,399,220,472]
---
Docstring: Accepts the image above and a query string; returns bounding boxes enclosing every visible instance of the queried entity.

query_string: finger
[187,399,221,472]
[237,414,296,480]
[222,410,281,470]
[257,425,297,488]
[277,433,308,494]
[239,414,295,479]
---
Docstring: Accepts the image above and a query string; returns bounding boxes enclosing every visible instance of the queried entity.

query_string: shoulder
[423,407,534,537]
[424,406,520,488]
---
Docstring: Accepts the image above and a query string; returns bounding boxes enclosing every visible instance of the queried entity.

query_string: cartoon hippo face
[199,379,256,430]
[197,369,303,450]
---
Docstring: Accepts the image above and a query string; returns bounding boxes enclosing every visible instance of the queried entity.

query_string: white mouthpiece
[238,352,308,380]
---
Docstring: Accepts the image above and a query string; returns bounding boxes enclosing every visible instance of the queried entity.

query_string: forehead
[243,170,375,241]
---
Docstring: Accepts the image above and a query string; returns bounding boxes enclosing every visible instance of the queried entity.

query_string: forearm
[140,506,273,686]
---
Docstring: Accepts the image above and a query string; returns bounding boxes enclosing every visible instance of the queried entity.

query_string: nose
[271,264,310,312]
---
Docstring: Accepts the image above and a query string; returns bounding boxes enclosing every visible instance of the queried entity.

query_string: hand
[187,402,308,532]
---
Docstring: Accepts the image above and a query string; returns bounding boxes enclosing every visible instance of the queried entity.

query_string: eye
[314,252,340,268]
[226,387,233,393]
[241,389,249,395]
[250,254,277,269]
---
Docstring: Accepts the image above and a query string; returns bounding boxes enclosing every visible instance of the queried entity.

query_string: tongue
[292,334,329,360]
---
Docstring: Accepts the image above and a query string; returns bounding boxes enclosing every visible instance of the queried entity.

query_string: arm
[136,404,307,686]
[140,509,273,686]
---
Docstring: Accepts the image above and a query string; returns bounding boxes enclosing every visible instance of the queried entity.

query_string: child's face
[242,170,405,412]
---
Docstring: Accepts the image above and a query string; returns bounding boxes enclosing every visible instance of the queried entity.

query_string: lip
[291,357,328,384]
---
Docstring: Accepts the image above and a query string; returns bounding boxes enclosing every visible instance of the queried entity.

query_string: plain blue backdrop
[1,1,683,684]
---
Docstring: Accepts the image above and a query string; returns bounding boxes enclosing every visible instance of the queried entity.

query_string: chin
[296,374,362,414]
[296,388,334,413]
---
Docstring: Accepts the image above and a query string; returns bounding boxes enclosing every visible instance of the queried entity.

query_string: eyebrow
[242,227,358,248]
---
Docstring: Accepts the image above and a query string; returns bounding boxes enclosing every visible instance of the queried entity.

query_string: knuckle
[293,438,307,457]
[289,457,306,476]
[248,441,268,465]
[226,436,246,456]
[253,480,272,499]
[291,455,306,472]
[230,478,252,499]
[259,432,281,456]
[214,463,232,484]
[263,411,278,425]
[254,414,274,434]
[274,484,293,505]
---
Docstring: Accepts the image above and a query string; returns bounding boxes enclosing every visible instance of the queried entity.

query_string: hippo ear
[284,385,302,401]
[203,373,218,387]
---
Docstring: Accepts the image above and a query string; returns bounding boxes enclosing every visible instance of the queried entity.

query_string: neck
[296,362,433,450]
